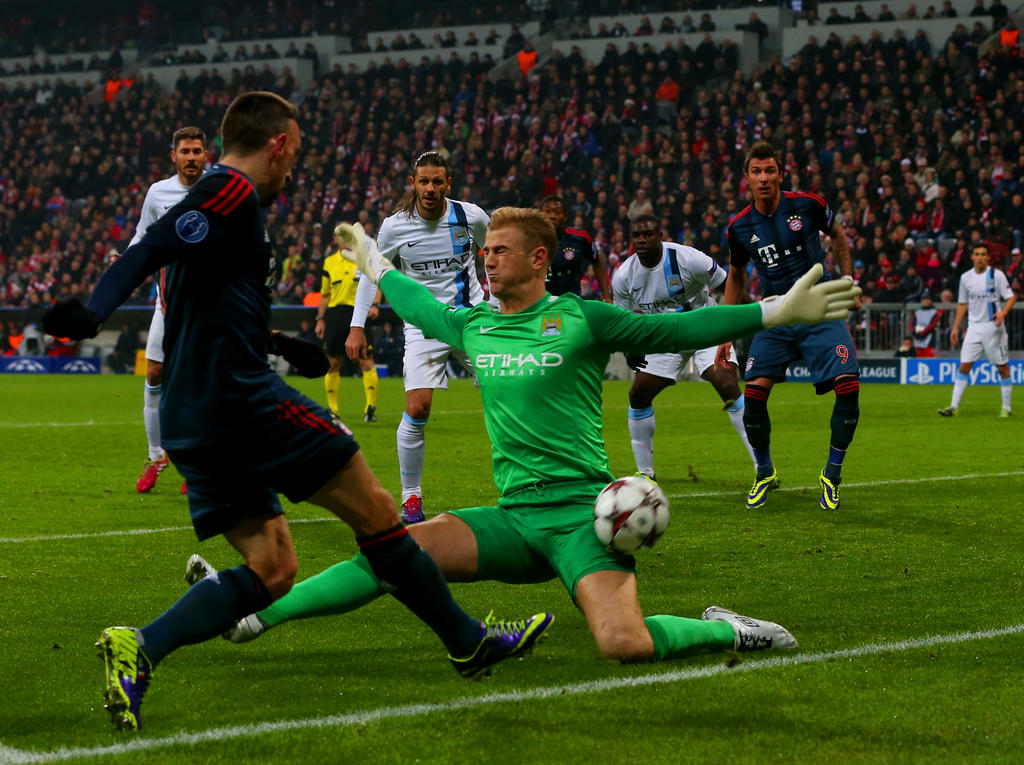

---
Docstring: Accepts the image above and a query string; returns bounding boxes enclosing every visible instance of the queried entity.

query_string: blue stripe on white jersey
[453,265,472,308]
[447,200,471,257]
[662,245,685,299]
[987,267,996,320]
[448,201,472,307]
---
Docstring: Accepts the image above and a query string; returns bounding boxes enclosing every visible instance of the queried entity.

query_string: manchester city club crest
[452,226,469,243]
[541,313,562,337]
[787,215,803,232]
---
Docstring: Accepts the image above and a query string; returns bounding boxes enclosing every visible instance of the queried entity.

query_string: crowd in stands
[0,0,784,63]
[0,47,127,78]
[808,0,1009,26]
[568,10,763,39]
[2,0,1023,356]
[370,26,528,60]
[0,0,535,60]
[150,41,322,72]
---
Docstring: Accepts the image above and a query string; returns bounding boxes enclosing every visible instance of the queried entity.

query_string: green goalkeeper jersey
[381,270,765,500]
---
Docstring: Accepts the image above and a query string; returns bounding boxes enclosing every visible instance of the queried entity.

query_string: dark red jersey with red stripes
[88,164,279,448]
[546,226,596,296]
[726,191,835,297]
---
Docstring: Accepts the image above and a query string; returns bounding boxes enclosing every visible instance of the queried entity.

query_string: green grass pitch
[1,374,1022,764]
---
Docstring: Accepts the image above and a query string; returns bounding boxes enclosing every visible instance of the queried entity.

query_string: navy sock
[824,445,847,482]
[826,378,860,482]
[358,525,481,657]
[140,565,272,666]
[743,384,774,478]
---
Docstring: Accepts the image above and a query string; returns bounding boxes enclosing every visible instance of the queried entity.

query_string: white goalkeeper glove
[334,223,394,285]
[760,264,861,328]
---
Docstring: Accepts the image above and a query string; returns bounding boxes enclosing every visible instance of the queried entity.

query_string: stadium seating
[1,0,1022,362]
[551,31,761,76]
[784,16,989,58]
[813,0,990,21]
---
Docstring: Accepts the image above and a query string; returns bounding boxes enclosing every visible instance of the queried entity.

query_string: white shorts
[145,303,165,363]
[960,322,1009,366]
[642,344,736,381]
[402,326,473,391]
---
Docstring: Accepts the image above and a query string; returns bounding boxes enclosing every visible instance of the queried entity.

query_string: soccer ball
[593,476,670,553]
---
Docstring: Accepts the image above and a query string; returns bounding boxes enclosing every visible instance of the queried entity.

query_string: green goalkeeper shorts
[448,482,635,602]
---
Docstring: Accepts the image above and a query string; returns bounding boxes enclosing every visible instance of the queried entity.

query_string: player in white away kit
[346,151,489,523]
[132,127,208,492]
[939,243,1018,418]
[613,215,755,479]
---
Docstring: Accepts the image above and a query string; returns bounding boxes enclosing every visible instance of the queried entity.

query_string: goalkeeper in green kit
[186,207,860,663]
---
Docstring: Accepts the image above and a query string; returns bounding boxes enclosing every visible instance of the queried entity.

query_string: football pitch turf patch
[2,376,1023,762]
[2,469,1021,543]
[2,623,1022,764]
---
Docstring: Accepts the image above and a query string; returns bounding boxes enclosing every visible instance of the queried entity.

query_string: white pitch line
[0,390,898,429]
[0,420,131,429]
[0,517,338,545]
[1,623,1021,764]
[2,470,1020,546]
[0,396,809,429]
[666,470,1024,499]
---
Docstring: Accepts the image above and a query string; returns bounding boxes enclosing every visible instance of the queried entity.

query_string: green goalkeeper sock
[644,614,735,661]
[258,554,384,629]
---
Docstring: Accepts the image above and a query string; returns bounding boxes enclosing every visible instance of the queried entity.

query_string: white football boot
[183,554,267,643]
[184,554,216,585]
[701,606,798,651]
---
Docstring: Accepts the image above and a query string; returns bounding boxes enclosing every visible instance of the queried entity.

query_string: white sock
[1001,378,1012,411]
[628,406,656,477]
[397,413,427,502]
[951,373,969,409]
[727,395,756,466]
[144,383,164,461]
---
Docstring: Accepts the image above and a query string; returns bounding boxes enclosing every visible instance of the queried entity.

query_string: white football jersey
[352,198,489,326]
[957,266,1014,325]
[612,242,726,315]
[129,175,194,246]
[129,175,196,309]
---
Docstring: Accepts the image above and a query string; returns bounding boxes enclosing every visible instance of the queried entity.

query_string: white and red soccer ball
[593,476,670,553]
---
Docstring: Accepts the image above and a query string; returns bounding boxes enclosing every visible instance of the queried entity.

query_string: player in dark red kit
[723,141,860,512]
[42,91,552,732]
[540,195,611,301]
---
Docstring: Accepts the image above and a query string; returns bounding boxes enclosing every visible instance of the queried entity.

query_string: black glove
[42,298,102,339]
[269,332,330,378]
[625,353,647,371]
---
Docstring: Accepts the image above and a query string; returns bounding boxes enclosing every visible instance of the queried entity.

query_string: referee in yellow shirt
[316,224,380,422]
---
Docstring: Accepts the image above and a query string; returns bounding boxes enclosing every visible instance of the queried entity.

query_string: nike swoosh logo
[406,241,422,247]
[479,326,498,333]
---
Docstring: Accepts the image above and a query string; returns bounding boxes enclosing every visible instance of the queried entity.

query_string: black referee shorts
[324,305,373,358]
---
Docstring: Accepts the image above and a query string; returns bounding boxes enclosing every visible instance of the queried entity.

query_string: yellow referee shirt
[321,250,360,308]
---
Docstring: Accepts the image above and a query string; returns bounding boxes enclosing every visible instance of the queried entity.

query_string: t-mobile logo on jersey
[757,243,779,267]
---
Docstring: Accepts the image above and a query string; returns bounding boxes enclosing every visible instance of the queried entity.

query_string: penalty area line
[0,421,134,429]
[3,471,1022,545]
[1,623,1021,763]
[0,517,337,545]
[668,470,1024,500]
